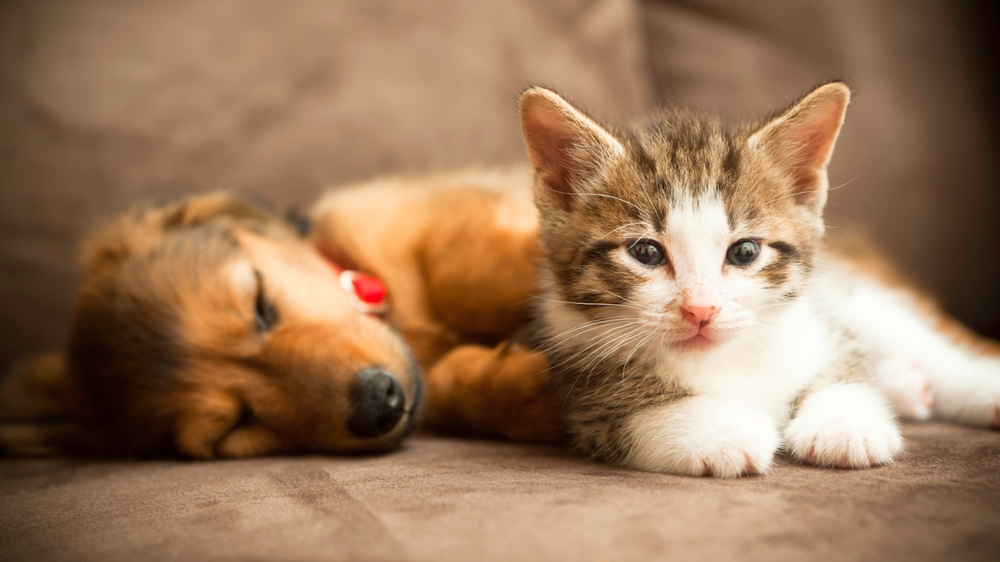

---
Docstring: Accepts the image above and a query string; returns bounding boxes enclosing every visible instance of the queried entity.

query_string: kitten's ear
[519,87,625,212]
[750,82,851,212]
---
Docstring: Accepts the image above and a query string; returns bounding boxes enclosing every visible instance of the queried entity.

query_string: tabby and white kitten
[519,82,1000,477]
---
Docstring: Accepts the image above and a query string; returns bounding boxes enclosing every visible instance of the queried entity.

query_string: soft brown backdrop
[1,0,998,367]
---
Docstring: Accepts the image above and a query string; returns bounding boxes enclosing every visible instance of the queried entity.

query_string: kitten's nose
[681,304,719,327]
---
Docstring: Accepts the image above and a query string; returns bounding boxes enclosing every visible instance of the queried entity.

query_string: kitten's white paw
[624,397,779,478]
[876,357,933,420]
[785,383,903,469]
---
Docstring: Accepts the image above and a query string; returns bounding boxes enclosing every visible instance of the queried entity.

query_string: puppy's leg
[424,341,562,443]
[175,392,282,458]
[0,353,80,456]
[215,425,283,458]
[0,423,75,456]
[0,353,72,421]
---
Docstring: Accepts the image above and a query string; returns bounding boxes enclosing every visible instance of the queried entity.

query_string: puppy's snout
[347,369,406,438]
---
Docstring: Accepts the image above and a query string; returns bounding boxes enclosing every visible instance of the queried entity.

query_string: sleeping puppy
[0,170,559,458]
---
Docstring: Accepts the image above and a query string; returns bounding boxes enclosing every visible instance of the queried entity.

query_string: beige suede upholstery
[2,424,999,561]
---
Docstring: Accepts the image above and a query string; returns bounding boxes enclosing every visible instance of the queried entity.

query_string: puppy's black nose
[347,369,406,438]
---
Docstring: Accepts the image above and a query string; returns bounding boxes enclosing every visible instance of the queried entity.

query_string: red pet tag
[339,270,389,315]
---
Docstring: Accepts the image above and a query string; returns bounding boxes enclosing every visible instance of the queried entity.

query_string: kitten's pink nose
[680,304,719,327]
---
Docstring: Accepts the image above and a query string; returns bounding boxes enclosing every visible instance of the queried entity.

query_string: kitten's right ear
[519,87,624,211]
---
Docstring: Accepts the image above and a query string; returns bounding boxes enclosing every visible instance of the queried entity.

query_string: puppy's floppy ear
[81,192,276,275]
[160,192,275,230]
[519,87,625,212]
[749,81,851,213]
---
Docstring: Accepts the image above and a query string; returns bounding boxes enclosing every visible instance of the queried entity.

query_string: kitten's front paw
[785,383,902,469]
[624,397,779,478]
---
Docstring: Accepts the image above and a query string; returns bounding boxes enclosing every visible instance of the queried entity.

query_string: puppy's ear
[519,87,625,212]
[749,81,851,213]
[160,192,275,230]
[81,192,276,275]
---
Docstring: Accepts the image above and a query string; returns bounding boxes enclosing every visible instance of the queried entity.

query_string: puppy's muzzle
[347,368,406,438]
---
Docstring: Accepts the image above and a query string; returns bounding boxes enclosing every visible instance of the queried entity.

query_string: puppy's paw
[426,342,561,442]
[875,357,933,420]
[624,397,779,478]
[785,383,903,469]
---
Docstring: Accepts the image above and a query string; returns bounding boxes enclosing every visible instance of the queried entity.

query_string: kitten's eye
[726,240,760,266]
[254,271,278,332]
[628,239,665,266]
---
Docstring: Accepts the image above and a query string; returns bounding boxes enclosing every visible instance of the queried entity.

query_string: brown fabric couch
[1,1,998,560]
[2,424,999,562]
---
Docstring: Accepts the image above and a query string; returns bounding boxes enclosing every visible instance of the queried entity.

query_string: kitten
[519,82,1000,477]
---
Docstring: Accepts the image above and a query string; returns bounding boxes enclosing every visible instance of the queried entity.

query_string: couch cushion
[0,0,653,364]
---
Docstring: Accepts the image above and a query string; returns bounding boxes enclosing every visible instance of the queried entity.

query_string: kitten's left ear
[750,82,851,213]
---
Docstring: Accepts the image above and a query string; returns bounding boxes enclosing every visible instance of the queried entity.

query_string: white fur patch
[664,191,731,296]
[657,297,832,423]
[624,396,780,478]
[784,383,903,468]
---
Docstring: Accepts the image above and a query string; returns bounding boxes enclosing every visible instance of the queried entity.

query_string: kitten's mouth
[673,332,715,351]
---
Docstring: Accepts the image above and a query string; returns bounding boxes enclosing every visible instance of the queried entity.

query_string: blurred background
[1,0,997,366]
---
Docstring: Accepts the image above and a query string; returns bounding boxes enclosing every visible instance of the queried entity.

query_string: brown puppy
[1,171,559,458]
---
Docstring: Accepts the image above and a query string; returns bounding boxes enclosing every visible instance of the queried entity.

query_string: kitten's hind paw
[928,367,1000,430]
[875,358,933,420]
[785,383,903,469]
[624,397,779,478]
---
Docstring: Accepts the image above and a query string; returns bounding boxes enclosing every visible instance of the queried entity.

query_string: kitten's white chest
[660,300,832,423]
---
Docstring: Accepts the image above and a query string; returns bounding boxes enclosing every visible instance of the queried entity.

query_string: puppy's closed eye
[233,402,255,429]
[253,271,278,332]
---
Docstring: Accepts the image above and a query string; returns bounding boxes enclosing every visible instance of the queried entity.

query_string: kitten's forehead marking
[666,191,730,281]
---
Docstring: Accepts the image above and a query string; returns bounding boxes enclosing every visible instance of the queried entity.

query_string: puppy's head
[69,193,421,458]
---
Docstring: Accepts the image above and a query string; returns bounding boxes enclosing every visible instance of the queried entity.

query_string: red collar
[319,251,390,316]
